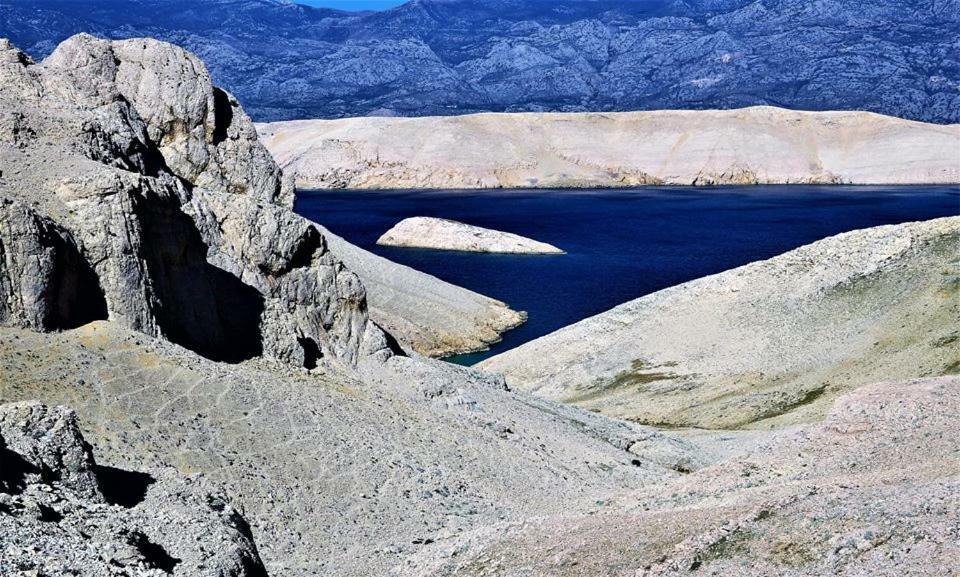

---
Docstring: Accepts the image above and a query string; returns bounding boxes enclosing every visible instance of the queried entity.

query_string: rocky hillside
[259,107,960,189]
[0,34,519,360]
[2,0,958,123]
[400,375,960,576]
[0,34,709,576]
[0,320,708,576]
[481,217,960,429]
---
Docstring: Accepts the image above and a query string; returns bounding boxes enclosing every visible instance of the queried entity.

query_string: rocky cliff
[481,217,960,429]
[259,107,960,190]
[0,34,519,362]
[3,0,958,124]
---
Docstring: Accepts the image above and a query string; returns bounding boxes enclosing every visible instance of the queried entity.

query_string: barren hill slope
[259,108,960,190]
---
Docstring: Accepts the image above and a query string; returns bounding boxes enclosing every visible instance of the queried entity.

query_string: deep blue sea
[296,186,960,364]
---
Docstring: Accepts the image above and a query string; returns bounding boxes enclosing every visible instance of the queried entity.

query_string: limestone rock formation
[378,217,565,254]
[258,108,960,190]
[0,401,267,577]
[481,216,960,429]
[0,34,520,365]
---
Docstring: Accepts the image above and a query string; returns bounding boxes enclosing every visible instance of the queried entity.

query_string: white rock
[377,217,565,254]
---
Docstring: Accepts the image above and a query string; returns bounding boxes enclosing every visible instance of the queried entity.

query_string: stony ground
[0,400,268,577]
[397,376,960,576]
[0,321,713,576]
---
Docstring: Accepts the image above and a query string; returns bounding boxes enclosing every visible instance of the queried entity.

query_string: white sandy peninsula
[377,217,564,254]
[258,106,960,190]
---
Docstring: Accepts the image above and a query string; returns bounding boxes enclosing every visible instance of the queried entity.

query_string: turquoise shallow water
[296,185,960,364]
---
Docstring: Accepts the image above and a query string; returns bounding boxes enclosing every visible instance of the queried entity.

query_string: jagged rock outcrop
[378,217,565,254]
[0,33,377,368]
[259,108,960,190]
[480,217,960,429]
[0,401,267,577]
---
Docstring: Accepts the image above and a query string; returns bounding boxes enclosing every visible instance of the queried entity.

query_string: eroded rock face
[0,34,384,368]
[0,401,268,577]
[0,199,106,331]
[377,217,565,254]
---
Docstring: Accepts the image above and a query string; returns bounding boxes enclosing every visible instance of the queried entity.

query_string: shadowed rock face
[0,401,269,577]
[0,34,389,368]
[1,0,957,124]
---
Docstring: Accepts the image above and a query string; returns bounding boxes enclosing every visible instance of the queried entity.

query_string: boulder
[0,401,268,577]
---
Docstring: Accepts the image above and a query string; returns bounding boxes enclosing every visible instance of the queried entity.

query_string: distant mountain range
[2,0,957,122]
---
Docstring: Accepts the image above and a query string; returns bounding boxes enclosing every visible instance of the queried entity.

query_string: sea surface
[296,186,960,365]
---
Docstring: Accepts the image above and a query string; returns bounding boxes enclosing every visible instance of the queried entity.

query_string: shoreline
[296,182,960,194]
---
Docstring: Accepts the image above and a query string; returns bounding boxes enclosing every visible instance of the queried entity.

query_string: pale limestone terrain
[481,217,960,429]
[378,217,565,254]
[2,33,959,577]
[258,107,960,190]
[322,228,524,357]
[0,34,699,576]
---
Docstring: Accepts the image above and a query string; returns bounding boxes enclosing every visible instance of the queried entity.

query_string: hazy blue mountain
[2,0,957,122]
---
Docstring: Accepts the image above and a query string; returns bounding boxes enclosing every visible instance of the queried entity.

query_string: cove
[295,185,960,365]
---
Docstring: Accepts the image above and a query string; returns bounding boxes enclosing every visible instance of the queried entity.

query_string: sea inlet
[296,185,960,364]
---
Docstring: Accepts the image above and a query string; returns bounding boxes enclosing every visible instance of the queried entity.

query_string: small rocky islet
[377,217,565,254]
[0,33,957,577]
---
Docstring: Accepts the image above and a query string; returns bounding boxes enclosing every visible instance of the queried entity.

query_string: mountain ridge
[2,0,957,123]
